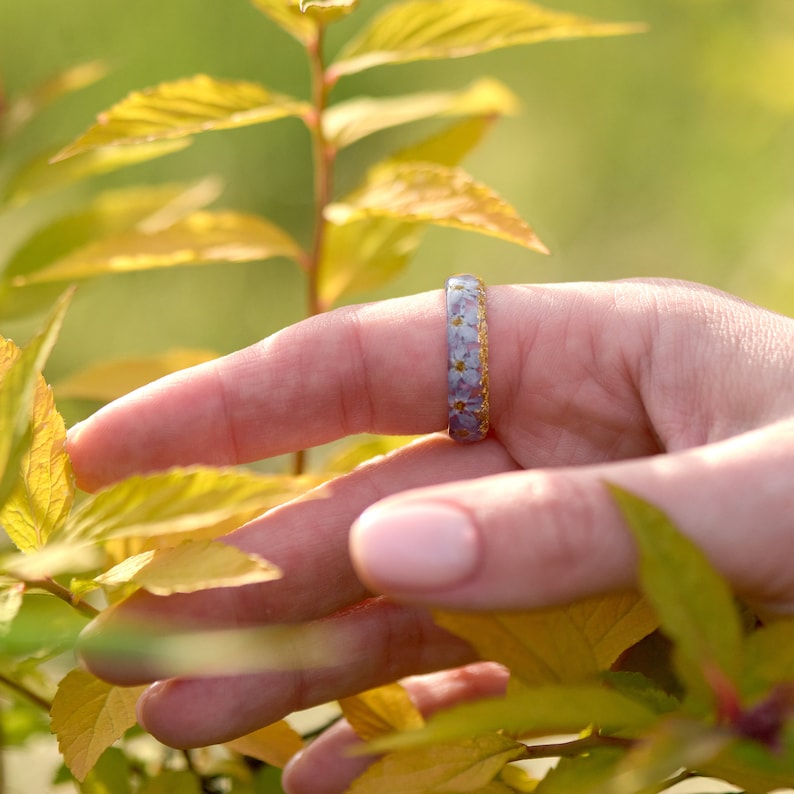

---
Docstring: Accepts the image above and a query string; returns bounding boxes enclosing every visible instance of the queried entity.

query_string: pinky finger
[282,662,509,794]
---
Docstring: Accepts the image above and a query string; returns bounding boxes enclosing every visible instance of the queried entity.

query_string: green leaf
[4,139,192,206]
[741,619,794,700]
[14,210,305,285]
[54,348,219,403]
[318,117,497,308]
[94,539,281,595]
[323,78,519,149]
[250,0,318,44]
[366,685,657,754]
[0,290,73,511]
[78,748,133,794]
[0,583,25,635]
[340,683,424,742]
[3,180,222,283]
[300,0,359,22]
[608,485,744,700]
[348,733,528,793]
[434,592,658,686]
[325,161,549,253]
[330,0,644,78]
[51,669,146,782]
[58,466,307,544]
[699,736,794,793]
[533,749,624,794]
[139,770,202,794]
[53,75,310,161]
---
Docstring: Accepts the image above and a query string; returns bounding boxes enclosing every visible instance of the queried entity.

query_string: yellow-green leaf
[0,583,25,634]
[609,485,744,694]
[51,668,146,782]
[325,435,420,474]
[15,210,305,285]
[367,685,658,754]
[139,770,201,794]
[0,365,74,553]
[58,466,306,544]
[251,0,318,43]
[301,0,359,23]
[741,619,794,700]
[323,78,519,149]
[54,349,219,403]
[318,117,497,308]
[5,139,191,206]
[348,733,527,794]
[435,592,658,687]
[94,539,281,595]
[53,75,310,161]
[225,720,305,768]
[4,180,221,284]
[325,162,549,253]
[331,0,644,78]
[0,290,73,511]
[340,682,424,742]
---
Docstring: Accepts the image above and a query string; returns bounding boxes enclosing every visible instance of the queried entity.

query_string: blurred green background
[1,0,793,390]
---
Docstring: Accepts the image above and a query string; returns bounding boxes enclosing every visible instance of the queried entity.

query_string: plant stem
[292,25,337,478]
[520,733,634,761]
[0,674,52,712]
[29,577,100,619]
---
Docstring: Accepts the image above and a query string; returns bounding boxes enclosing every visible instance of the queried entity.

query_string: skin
[68,279,794,793]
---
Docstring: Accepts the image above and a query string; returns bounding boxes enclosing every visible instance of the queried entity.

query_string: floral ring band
[446,274,489,442]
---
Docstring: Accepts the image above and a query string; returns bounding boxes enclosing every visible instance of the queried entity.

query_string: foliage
[2,1,792,793]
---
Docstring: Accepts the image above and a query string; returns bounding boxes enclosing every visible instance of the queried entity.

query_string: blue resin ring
[446,274,489,442]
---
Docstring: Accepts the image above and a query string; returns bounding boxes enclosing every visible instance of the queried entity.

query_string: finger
[79,435,519,685]
[134,599,476,748]
[282,663,509,794]
[351,420,794,612]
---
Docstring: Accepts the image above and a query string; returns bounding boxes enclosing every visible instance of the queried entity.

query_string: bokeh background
[1,0,793,397]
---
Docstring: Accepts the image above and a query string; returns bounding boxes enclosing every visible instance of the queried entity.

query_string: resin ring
[446,274,489,442]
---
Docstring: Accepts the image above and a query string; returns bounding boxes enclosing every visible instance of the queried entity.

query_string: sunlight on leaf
[318,117,497,308]
[608,485,744,695]
[349,734,527,793]
[15,210,305,285]
[325,162,549,253]
[324,435,420,474]
[54,348,219,403]
[323,78,519,149]
[0,583,25,635]
[435,592,658,687]
[366,685,657,754]
[251,0,318,43]
[300,0,359,22]
[340,682,424,742]
[331,0,644,78]
[51,669,146,783]
[225,720,305,768]
[94,539,281,595]
[53,75,311,161]
[58,467,307,544]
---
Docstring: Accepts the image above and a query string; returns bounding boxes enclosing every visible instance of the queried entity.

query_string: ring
[446,274,489,442]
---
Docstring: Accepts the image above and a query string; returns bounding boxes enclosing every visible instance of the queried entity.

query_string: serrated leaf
[435,592,658,687]
[318,117,496,308]
[15,210,305,285]
[50,668,146,782]
[53,75,310,161]
[0,290,73,512]
[58,467,306,544]
[325,162,549,253]
[366,685,657,754]
[324,78,519,149]
[331,0,644,78]
[608,486,744,697]
[340,683,424,742]
[251,0,318,43]
[348,733,527,793]
[94,539,281,595]
[225,720,305,767]
[0,365,74,552]
[5,139,192,206]
[54,349,219,403]
[4,180,221,284]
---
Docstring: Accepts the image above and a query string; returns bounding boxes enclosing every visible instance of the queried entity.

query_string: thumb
[350,421,794,614]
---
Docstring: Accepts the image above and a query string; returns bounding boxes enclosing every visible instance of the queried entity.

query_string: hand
[68,279,794,792]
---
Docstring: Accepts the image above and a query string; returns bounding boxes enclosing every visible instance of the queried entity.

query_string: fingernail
[351,501,480,592]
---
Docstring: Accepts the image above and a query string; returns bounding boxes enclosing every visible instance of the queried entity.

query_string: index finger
[68,290,475,490]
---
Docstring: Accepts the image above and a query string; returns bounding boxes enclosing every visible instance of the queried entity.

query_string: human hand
[68,279,794,792]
